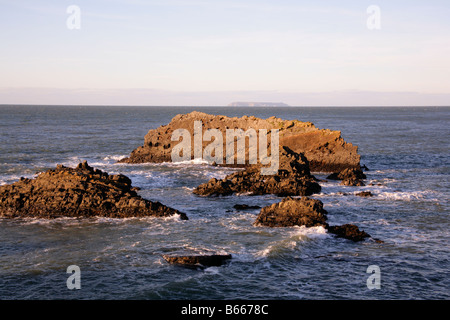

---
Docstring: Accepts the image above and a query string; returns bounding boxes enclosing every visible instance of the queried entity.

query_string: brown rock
[193,146,321,197]
[326,168,366,180]
[0,162,188,220]
[326,168,366,187]
[254,197,328,228]
[355,191,374,197]
[119,111,361,172]
[327,224,371,242]
[254,197,378,243]
[162,253,232,268]
[341,179,365,186]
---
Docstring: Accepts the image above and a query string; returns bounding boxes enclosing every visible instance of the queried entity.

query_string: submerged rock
[355,191,374,197]
[327,224,371,242]
[193,146,321,197]
[0,161,188,220]
[119,111,361,172]
[233,204,261,210]
[162,253,232,269]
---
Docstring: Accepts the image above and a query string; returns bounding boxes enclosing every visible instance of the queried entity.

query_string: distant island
[227,102,290,107]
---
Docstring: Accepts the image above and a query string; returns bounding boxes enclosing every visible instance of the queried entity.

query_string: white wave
[220,212,259,232]
[164,213,189,222]
[91,216,140,224]
[97,214,186,224]
[84,161,110,168]
[55,155,124,170]
[255,246,276,259]
[168,158,210,165]
[126,170,153,177]
[59,156,88,168]
[293,225,329,238]
[204,266,221,274]
[18,216,83,226]
[317,184,440,202]
[255,240,298,259]
[103,155,128,161]
[164,245,230,257]
[255,226,329,258]
[14,214,187,227]
[377,190,439,201]
[228,212,259,221]
[0,175,33,186]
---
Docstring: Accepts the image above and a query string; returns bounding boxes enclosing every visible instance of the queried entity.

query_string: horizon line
[1,103,449,108]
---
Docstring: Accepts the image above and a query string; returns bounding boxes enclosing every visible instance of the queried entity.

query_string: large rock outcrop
[0,161,188,220]
[193,146,321,197]
[254,197,328,228]
[119,111,361,172]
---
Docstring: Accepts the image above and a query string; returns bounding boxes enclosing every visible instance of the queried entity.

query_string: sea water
[0,105,448,299]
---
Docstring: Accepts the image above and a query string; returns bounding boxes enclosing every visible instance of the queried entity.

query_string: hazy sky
[1,0,449,106]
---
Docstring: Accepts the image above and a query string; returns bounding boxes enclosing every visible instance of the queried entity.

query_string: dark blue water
[0,105,449,299]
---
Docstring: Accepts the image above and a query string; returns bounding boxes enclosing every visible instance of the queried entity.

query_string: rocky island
[0,161,188,220]
[119,111,361,173]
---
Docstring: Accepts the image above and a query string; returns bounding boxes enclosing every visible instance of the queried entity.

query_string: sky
[0,0,449,106]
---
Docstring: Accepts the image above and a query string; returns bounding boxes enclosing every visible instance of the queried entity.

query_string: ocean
[0,105,448,300]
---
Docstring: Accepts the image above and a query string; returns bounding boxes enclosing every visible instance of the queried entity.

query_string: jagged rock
[119,111,361,172]
[355,191,374,197]
[326,168,366,180]
[327,224,371,242]
[0,161,188,220]
[254,197,328,228]
[193,146,321,197]
[326,168,366,186]
[162,253,232,269]
[341,179,365,186]
[254,197,378,243]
